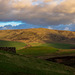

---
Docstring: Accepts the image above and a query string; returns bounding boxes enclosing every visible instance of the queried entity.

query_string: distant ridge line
[0,28,75,44]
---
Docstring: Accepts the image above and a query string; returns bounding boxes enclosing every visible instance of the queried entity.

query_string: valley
[0,28,75,75]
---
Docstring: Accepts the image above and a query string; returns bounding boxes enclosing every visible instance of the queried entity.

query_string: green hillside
[0,40,26,50]
[0,50,75,75]
[17,42,75,59]
[30,43,75,49]
[17,46,58,56]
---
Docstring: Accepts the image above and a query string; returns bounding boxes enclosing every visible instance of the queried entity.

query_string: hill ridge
[0,28,75,44]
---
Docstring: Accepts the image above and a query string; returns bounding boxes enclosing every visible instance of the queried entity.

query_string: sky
[0,0,75,31]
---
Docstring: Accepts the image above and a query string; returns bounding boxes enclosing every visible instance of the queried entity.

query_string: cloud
[48,26,53,29]
[0,0,75,27]
[0,23,75,31]
[48,24,75,31]
[12,0,32,9]
[44,0,53,2]
[64,27,69,31]
[0,23,47,30]
[55,0,75,13]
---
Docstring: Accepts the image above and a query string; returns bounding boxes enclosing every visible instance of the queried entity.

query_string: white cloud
[2,27,7,30]
[64,27,70,31]
[48,26,53,29]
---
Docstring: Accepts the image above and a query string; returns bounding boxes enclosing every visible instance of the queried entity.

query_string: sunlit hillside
[0,28,75,44]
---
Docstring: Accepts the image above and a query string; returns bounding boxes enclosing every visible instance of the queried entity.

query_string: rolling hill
[0,50,75,75]
[0,28,75,75]
[0,28,75,44]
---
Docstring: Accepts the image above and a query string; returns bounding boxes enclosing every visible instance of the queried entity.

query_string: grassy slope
[17,43,75,57]
[0,28,75,44]
[29,43,75,49]
[1,40,75,57]
[17,46,58,56]
[0,28,75,75]
[0,40,26,50]
[0,50,75,75]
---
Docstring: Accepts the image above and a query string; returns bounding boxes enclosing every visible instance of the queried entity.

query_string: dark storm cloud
[0,0,75,25]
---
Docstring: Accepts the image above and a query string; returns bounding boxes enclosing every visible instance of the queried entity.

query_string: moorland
[0,28,75,75]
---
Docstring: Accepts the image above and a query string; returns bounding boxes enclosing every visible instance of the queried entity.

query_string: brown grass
[0,28,75,44]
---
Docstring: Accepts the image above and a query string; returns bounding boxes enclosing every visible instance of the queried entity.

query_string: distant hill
[0,28,75,44]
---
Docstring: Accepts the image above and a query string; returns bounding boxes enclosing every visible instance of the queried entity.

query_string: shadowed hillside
[0,40,26,50]
[0,50,75,75]
[0,28,75,44]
